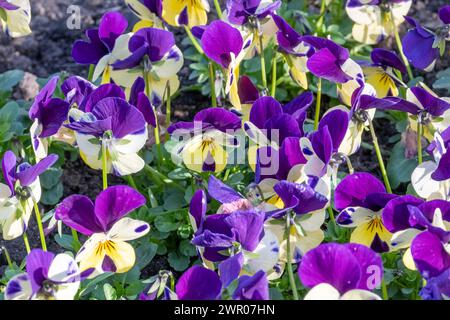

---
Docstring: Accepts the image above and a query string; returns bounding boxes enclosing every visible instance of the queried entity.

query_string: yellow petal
[350,217,392,248]
[364,67,398,98]
[133,20,153,32]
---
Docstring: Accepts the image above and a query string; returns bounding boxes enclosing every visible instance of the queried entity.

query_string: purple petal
[359,95,419,114]
[347,243,383,290]
[420,269,450,300]
[112,45,148,70]
[55,195,103,235]
[26,249,55,295]
[176,265,222,300]
[201,20,243,68]
[272,14,302,53]
[37,98,70,138]
[232,270,269,300]
[130,27,175,62]
[192,229,235,248]
[371,48,406,73]
[335,172,386,210]
[410,86,450,117]
[16,154,58,187]
[194,108,241,132]
[136,92,157,126]
[283,91,314,115]
[94,185,146,231]
[224,210,265,251]
[238,76,260,105]
[226,0,261,25]
[309,125,333,165]
[219,253,244,288]
[439,5,450,24]
[411,231,450,278]
[264,114,301,143]
[208,175,242,204]
[382,195,425,233]
[0,1,20,10]
[72,29,109,65]
[29,76,59,120]
[1,150,17,194]
[318,109,349,152]
[249,96,283,129]
[61,76,96,107]
[81,83,126,113]
[306,47,352,83]
[129,77,145,107]
[98,12,128,51]
[189,189,207,230]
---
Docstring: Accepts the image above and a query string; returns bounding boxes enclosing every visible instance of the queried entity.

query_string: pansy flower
[61,76,97,109]
[162,0,209,28]
[5,249,92,300]
[168,108,241,173]
[272,14,312,89]
[125,0,164,30]
[237,75,260,121]
[0,151,58,240]
[55,185,149,275]
[346,0,412,44]
[72,12,132,84]
[335,172,398,253]
[403,6,450,72]
[200,20,253,110]
[299,242,383,300]
[411,128,450,201]
[139,271,177,300]
[113,27,183,107]
[66,97,148,176]
[29,76,70,160]
[361,48,406,98]
[0,0,31,37]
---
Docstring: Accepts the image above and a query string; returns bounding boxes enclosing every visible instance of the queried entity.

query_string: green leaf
[167,252,190,271]
[54,234,74,251]
[179,239,197,257]
[136,242,158,270]
[40,168,63,189]
[0,70,24,92]
[103,283,117,300]
[154,213,180,232]
[387,142,418,189]
[41,182,64,205]
[163,191,186,210]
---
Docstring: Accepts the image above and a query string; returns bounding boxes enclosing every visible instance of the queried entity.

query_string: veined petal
[5,274,32,300]
[153,46,184,79]
[107,217,150,241]
[336,206,375,228]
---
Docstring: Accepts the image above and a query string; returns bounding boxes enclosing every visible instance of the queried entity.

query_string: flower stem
[144,70,163,167]
[33,200,47,251]
[23,233,31,254]
[1,246,13,268]
[285,212,299,300]
[390,9,413,81]
[271,53,277,97]
[71,229,81,252]
[213,0,223,19]
[368,117,392,193]
[208,62,217,107]
[327,206,336,224]
[417,122,423,164]
[87,64,95,82]
[314,78,322,130]
[165,81,172,140]
[258,34,267,89]
[381,279,389,300]
[101,139,108,190]
[184,26,204,55]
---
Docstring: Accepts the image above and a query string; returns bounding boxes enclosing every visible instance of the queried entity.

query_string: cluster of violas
[0,0,449,300]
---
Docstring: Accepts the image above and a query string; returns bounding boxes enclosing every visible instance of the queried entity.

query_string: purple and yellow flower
[5,249,92,300]
[113,27,183,106]
[72,12,131,84]
[199,20,253,110]
[0,0,31,37]
[335,172,397,253]
[346,0,412,44]
[403,6,450,72]
[66,95,148,176]
[168,108,241,173]
[125,0,164,29]
[299,242,383,300]
[0,151,57,240]
[162,0,209,28]
[29,76,70,160]
[55,185,149,276]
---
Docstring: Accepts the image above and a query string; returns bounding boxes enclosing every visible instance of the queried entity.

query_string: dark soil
[0,0,447,276]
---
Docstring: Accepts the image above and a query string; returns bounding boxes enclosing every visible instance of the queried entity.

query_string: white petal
[346,3,379,25]
[341,289,382,300]
[48,253,80,283]
[304,283,341,300]
[298,211,326,232]
[390,228,422,250]
[112,130,148,155]
[411,161,441,199]
[3,0,31,38]
[92,54,111,82]
[5,273,32,300]
[337,59,363,106]
[111,152,145,176]
[244,229,280,274]
[108,217,150,241]
[153,46,184,79]
[336,206,375,228]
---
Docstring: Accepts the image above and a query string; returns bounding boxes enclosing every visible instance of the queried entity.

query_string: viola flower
[168,108,241,173]
[411,129,450,201]
[0,151,58,240]
[139,271,177,300]
[345,0,412,44]
[66,96,148,176]
[362,48,406,98]
[113,27,183,107]
[5,249,92,300]
[299,243,383,300]
[403,6,450,72]
[55,185,149,276]
[383,197,449,270]
[237,75,260,121]
[162,0,209,28]
[0,0,31,37]
[29,76,70,160]
[61,76,97,109]
[272,14,312,89]
[72,12,132,84]
[335,172,397,253]
[199,20,253,110]
[125,0,164,29]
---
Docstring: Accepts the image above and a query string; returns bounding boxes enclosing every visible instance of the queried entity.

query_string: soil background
[0,0,448,273]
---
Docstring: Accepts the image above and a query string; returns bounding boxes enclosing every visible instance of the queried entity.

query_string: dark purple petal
[225,210,265,251]
[94,185,146,231]
[309,125,333,165]
[1,150,17,194]
[306,47,352,83]
[226,0,261,25]
[279,137,306,176]
[371,48,406,73]
[0,1,20,10]
[439,5,450,24]
[16,154,58,187]
[72,29,109,65]
[238,76,260,104]
[37,99,70,138]
[201,20,243,68]
[129,77,145,107]
[194,108,241,132]
[318,109,349,152]
[302,35,349,61]
[232,270,269,300]
[61,76,97,107]
[131,27,175,62]
[410,86,450,117]
[420,269,450,300]
[219,253,244,288]
[208,175,242,204]
[283,91,314,115]
[112,45,148,70]
[411,231,450,278]
[136,92,157,126]
[255,0,280,18]
[359,95,419,114]
[192,229,235,248]
[363,192,398,212]
[299,243,362,294]
[347,243,383,290]
[190,189,207,230]
[418,199,450,222]
[177,6,189,26]
[176,265,222,300]
[98,12,128,51]
[264,114,301,143]
[29,76,59,120]
[191,25,206,40]
[335,172,386,210]
[55,195,103,236]
[26,249,55,295]
[249,96,283,129]
[81,83,126,113]
[382,195,425,232]
[272,14,302,52]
